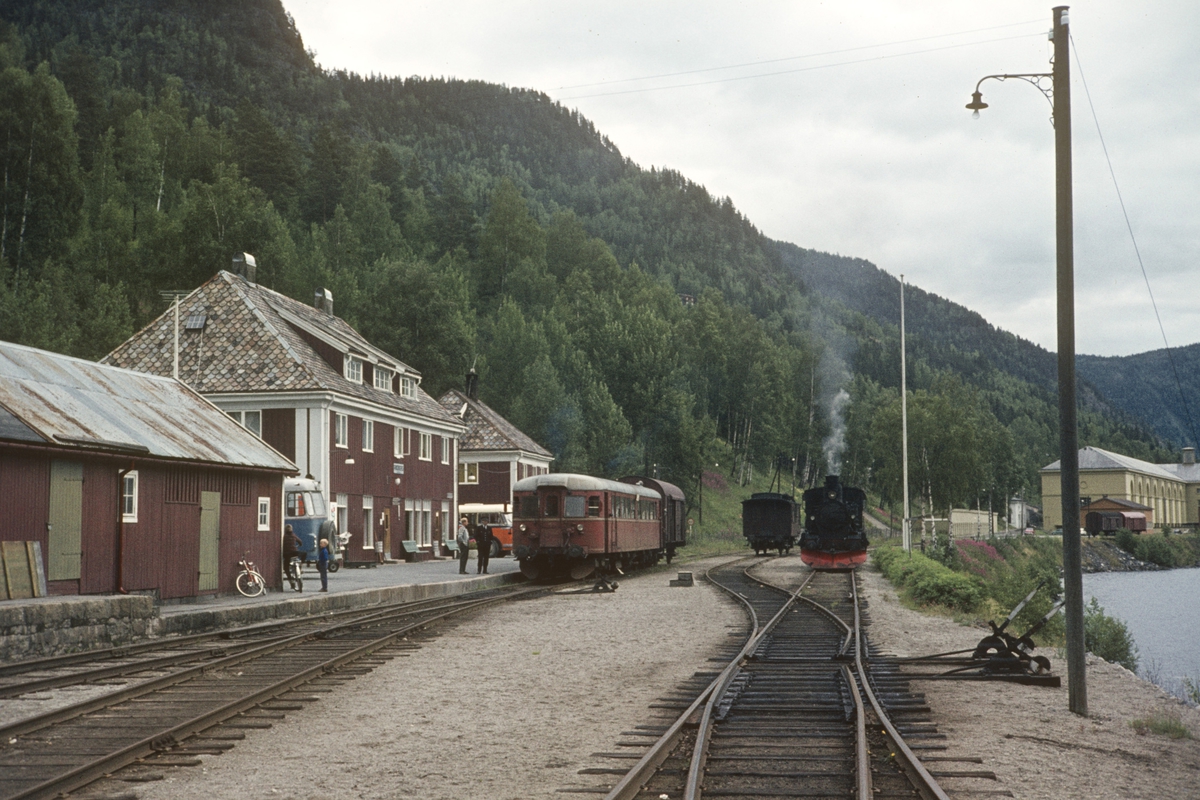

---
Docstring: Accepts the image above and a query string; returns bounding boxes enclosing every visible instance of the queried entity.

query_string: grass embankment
[677,456,799,560]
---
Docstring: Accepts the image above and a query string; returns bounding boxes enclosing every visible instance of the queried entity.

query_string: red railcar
[512,473,686,580]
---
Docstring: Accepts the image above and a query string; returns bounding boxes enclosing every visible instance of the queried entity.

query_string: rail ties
[0,584,543,800]
[593,559,987,800]
[697,569,860,799]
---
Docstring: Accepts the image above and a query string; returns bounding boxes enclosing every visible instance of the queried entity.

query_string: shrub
[1115,529,1138,554]
[908,569,984,611]
[955,539,1004,579]
[1084,598,1139,672]
[1134,535,1177,568]
[1183,676,1200,706]
[872,545,983,612]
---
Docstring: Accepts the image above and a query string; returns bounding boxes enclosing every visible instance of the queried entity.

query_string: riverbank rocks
[1080,539,1162,573]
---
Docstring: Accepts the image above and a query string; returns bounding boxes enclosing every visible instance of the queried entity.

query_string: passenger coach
[512,473,685,580]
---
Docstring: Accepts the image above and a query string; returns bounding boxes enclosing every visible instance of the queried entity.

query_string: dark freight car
[742,493,798,555]
[1084,510,1148,536]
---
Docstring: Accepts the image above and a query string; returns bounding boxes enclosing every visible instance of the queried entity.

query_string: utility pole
[966,6,1085,716]
[1051,5,1086,718]
[900,275,911,553]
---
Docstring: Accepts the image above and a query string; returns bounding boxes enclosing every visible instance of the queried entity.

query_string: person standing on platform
[456,517,471,574]
[317,537,331,592]
[475,524,491,574]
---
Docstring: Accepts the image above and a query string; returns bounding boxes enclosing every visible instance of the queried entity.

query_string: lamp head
[966,90,988,118]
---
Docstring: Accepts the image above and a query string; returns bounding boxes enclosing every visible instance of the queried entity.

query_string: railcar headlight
[519,524,527,532]
[576,524,584,532]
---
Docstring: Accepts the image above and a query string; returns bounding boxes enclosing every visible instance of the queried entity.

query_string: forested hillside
[0,0,1174,519]
[1078,345,1200,447]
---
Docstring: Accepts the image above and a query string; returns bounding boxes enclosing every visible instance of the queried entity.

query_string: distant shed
[0,341,296,600]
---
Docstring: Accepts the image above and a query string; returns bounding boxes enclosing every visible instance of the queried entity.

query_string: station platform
[0,556,523,662]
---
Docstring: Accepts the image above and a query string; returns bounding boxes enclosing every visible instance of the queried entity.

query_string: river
[1083,567,1200,699]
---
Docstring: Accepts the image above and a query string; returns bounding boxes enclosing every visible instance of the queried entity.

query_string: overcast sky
[284,1,1199,358]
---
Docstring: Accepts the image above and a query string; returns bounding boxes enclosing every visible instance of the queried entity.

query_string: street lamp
[967,6,1086,717]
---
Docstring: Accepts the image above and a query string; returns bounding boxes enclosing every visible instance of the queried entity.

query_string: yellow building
[1040,446,1199,530]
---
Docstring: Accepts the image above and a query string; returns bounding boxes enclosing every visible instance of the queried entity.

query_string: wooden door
[47,460,83,581]
[199,491,221,592]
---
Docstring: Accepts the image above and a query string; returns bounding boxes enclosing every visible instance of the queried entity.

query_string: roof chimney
[314,287,333,316]
[1183,447,1195,465]
[465,367,479,401]
[231,252,257,283]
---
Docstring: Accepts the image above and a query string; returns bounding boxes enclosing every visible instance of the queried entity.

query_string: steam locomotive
[799,475,869,569]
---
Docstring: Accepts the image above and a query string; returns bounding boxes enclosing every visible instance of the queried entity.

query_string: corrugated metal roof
[0,341,296,472]
[1041,446,1181,481]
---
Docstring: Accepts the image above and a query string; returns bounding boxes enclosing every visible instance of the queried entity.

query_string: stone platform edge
[1,573,522,661]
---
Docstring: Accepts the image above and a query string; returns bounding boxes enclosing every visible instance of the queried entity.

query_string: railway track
[0,583,546,800]
[593,557,999,800]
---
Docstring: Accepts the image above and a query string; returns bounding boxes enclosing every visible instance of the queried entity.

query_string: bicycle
[235,554,267,597]
[285,556,304,592]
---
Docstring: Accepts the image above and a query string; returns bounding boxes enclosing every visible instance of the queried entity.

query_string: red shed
[0,341,297,600]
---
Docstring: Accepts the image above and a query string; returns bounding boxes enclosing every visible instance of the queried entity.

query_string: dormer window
[344,355,363,384]
[400,376,416,398]
[374,366,392,392]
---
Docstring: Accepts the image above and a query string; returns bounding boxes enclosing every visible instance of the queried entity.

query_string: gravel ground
[115,557,745,800]
[86,554,1200,799]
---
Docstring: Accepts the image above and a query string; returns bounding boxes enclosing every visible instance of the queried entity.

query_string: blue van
[284,478,338,570]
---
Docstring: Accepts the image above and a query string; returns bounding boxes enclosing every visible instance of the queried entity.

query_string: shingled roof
[438,389,552,458]
[104,271,458,426]
[1082,497,1152,511]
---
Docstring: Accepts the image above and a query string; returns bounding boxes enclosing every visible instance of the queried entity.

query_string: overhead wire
[558,32,1044,100]
[555,19,1046,91]
[1071,34,1199,448]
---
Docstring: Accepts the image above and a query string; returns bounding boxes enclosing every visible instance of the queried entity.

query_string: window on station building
[363,496,374,548]
[121,471,139,523]
[257,497,271,531]
[336,493,348,540]
[419,432,432,461]
[373,366,392,392]
[441,437,450,464]
[458,462,478,484]
[400,376,416,398]
[335,413,348,448]
[227,410,262,438]
[344,355,363,384]
[362,419,374,452]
